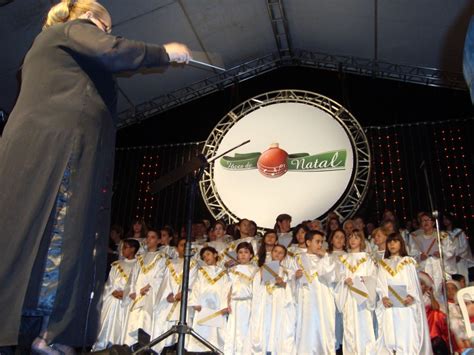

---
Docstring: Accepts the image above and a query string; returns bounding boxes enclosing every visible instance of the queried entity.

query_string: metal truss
[117,53,281,128]
[199,89,371,225]
[293,49,467,90]
[266,0,292,59]
[117,50,467,128]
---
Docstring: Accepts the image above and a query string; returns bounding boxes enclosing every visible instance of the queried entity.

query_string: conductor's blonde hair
[43,0,110,30]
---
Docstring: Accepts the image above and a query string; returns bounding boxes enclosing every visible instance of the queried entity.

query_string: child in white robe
[151,238,197,353]
[287,223,309,259]
[93,239,140,350]
[157,226,178,260]
[335,229,377,355]
[327,228,347,352]
[294,230,337,355]
[187,246,231,352]
[123,229,167,345]
[248,244,296,355]
[370,232,432,354]
[224,242,258,355]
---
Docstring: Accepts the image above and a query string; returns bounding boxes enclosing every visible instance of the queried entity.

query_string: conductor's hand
[164,42,191,64]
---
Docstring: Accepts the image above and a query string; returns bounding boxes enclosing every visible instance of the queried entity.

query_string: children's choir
[94,212,473,354]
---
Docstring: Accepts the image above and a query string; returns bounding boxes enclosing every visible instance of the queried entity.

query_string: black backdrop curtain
[112,118,474,235]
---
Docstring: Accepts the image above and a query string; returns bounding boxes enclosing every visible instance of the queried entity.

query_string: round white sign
[211,102,355,228]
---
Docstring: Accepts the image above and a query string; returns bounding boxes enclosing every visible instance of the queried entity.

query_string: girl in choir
[257,230,278,267]
[248,244,296,355]
[224,242,258,355]
[294,230,337,354]
[93,239,140,350]
[335,229,377,354]
[187,246,231,352]
[287,223,309,258]
[123,229,167,345]
[370,232,432,354]
[158,226,178,259]
[151,238,198,353]
[327,228,347,351]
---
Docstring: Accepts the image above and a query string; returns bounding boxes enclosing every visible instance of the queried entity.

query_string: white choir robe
[186,265,231,352]
[93,258,136,350]
[150,258,197,353]
[224,264,259,355]
[287,245,307,259]
[247,265,297,355]
[294,253,338,355]
[123,251,166,345]
[335,252,377,355]
[328,251,346,350]
[158,245,178,260]
[369,256,432,354]
[409,231,455,297]
[449,228,474,281]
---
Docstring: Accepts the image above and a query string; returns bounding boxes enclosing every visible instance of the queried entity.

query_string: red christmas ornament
[257,143,289,178]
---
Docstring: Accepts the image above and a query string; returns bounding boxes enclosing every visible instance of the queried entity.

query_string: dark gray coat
[0,18,169,346]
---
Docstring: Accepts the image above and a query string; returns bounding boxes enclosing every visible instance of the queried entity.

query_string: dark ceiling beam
[117,50,468,129]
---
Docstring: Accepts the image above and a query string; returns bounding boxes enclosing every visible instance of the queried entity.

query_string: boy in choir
[370,233,432,354]
[151,237,198,353]
[123,229,167,345]
[248,244,296,355]
[93,239,140,350]
[335,229,377,355]
[187,246,231,352]
[224,242,258,355]
[327,228,347,352]
[294,230,337,354]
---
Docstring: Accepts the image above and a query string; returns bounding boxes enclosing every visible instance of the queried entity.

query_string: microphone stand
[131,140,250,355]
[421,160,454,354]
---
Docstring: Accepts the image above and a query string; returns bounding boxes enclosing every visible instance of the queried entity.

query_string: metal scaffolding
[117,50,468,129]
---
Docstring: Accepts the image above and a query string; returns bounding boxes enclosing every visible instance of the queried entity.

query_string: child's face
[306,235,324,254]
[278,219,291,233]
[331,231,345,250]
[202,250,218,265]
[214,224,225,238]
[133,222,142,233]
[237,248,252,264]
[354,218,365,231]
[271,246,286,262]
[348,234,361,250]
[160,230,171,245]
[146,231,160,250]
[420,281,430,294]
[447,283,458,301]
[387,239,401,255]
[296,228,306,244]
[374,231,387,247]
[265,233,277,246]
[176,239,186,257]
[122,243,136,259]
